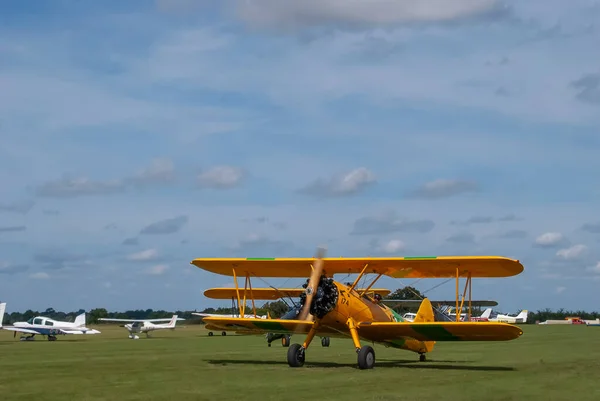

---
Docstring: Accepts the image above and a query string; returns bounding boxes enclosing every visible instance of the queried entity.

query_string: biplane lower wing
[356,321,522,342]
[202,317,522,342]
[203,317,314,335]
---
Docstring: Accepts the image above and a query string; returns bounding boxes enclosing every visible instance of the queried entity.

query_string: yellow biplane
[191,249,524,370]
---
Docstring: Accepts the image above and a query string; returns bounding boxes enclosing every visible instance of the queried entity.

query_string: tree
[386,286,423,300]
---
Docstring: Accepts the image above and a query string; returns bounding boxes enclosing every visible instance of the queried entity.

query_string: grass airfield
[1,324,599,401]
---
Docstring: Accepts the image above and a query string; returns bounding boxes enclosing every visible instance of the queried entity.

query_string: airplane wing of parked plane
[99,317,185,323]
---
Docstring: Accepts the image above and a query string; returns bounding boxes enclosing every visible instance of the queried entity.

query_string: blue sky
[1,0,600,314]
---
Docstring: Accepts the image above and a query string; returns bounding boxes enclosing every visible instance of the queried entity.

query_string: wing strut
[454,269,473,322]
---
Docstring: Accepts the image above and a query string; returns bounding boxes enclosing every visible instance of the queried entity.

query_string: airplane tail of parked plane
[480,308,492,319]
[74,312,86,327]
[0,302,6,327]
[167,315,178,328]
[516,310,528,323]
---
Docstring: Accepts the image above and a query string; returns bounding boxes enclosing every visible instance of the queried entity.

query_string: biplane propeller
[192,250,524,370]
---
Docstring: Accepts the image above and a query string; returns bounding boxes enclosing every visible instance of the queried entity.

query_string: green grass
[1,324,599,401]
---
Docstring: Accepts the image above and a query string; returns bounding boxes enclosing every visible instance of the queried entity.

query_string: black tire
[357,346,375,369]
[208,332,213,336]
[282,335,290,347]
[221,331,227,336]
[321,337,330,347]
[287,343,305,367]
[419,353,426,362]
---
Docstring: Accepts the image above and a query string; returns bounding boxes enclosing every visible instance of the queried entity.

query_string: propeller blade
[297,246,327,321]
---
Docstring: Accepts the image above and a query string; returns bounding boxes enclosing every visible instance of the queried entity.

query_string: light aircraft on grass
[191,249,525,369]
[98,315,184,339]
[487,310,528,324]
[200,287,391,347]
[0,304,100,341]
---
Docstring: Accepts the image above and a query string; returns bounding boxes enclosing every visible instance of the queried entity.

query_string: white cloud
[377,239,405,253]
[127,249,159,261]
[197,166,245,189]
[587,262,600,274]
[30,272,50,280]
[300,167,376,197]
[534,232,564,247]
[409,179,479,199]
[128,158,176,185]
[556,286,566,294]
[147,264,169,275]
[234,0,501,28]
[556,244,587,260]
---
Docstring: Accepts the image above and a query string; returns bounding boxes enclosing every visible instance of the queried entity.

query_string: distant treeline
[0,301,290,325]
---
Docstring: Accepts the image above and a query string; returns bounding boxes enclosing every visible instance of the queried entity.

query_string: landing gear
[221,331,227,336]
[320,337,330,347]
[48,335,57,342]
[282,335,290,347]
[19,334,35,341]
[208,331,213,336]
[419,353,426,362]
[357,346,375,370]
[287,344,305,367]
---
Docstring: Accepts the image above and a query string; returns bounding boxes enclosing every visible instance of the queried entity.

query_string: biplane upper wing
[191,256,523,278]
[381,300,499,307]
[356,321,522,342]
[204,287,391,300]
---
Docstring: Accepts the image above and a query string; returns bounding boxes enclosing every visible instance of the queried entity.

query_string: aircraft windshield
[26,318,34,324]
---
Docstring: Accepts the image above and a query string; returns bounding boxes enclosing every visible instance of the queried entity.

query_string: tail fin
[414,298,435,323]
[414,298,435,352]
[167,315,178,328]
[516,310,528,323]
[0,303,6,327]
[480,308,492,319]
[74,312,86,327]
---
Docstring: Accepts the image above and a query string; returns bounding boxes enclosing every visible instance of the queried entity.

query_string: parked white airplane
[0,305,100,341]
[99,315,184,339]
[488,310,528,324]
[192,312,267,336]
[446,307,493,321]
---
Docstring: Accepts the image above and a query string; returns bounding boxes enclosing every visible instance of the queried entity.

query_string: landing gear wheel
[221,331,227,336]
[287,343,305,367]
[357,345,375,369]
[321,337,330,347]
[48,335,57,342]
[208,332,213,336]
[282,335,290,347]
[419,353,426,362]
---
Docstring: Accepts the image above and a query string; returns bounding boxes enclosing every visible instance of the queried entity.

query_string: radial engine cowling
[299,275,339,319]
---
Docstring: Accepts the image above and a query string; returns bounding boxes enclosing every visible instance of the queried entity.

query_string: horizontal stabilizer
[61,329,101,335]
